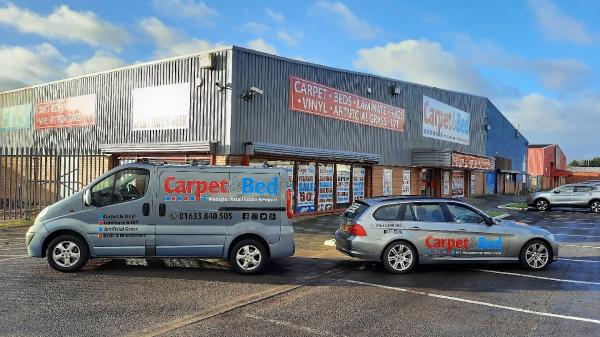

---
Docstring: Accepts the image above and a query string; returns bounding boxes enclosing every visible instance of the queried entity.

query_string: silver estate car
[335,197,558,274]
[527,183,600,213]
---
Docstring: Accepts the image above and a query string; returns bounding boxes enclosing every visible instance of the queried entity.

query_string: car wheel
[229,239,269,274]
[382,241,417,274]
[590,200,600,213]
[520,240,551,271]
[535,199,550,211]
[46,235,89,272]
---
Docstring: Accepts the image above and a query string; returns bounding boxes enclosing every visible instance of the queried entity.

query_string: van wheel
[229,239,269,274]
[520,239,551,271]
[46,235,89,272]
[382,241,417,274]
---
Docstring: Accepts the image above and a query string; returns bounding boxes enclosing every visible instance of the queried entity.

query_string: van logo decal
[162,176,279,202]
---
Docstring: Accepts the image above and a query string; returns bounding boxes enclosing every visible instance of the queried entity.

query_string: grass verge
[0,218,32,229]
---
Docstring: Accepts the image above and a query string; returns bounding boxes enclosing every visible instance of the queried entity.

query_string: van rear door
[155,169,231,257]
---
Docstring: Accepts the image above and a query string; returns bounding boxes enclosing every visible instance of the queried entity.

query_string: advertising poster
[336,165,351,205]
[289,77,405,132]
[318,164,334,211]
[402,169,411,195]
[0,103,31,130]
[383,169,393,196]
[297,163,316,213]
[451,153,494,170]
[443,171,450,196]
[353,167,365,200]
[132,83,190,130]
[452,171,464,198]
[422,95,470,145]
[470,174,476,196]
[35,94,96,129]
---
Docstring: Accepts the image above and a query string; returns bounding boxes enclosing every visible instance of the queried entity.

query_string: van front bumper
[26,224,49,257]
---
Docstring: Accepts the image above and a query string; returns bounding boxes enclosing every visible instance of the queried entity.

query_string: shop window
[296,162,316,213]
[318,164,334,211]
[251,159,295,212]
[353,167,366,200]
[336,164,351,208]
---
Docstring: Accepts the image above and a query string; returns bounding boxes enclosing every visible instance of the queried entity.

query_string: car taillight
[349,223,367,236]
[286,189,292,219]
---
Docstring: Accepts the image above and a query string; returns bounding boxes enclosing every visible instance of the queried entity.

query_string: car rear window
[343,201,369,219]
[373,205,401,220]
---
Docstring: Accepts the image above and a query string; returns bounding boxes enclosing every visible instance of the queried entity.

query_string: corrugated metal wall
[230,47,488,166]
[0,49,232,153]
[485,100,529,173]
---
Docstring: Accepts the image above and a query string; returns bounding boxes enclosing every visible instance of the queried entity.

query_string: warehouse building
[0,46,528,217]
[528,144,568,191]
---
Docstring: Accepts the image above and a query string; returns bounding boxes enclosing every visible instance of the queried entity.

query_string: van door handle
[142,203,150,216]
[159,203,166,217]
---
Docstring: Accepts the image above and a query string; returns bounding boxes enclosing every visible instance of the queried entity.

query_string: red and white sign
[34,94,96,129]
[451,153,494,170]
[289,76,405,132]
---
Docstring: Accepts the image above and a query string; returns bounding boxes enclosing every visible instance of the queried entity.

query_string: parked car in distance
[335,196,558,274]
[527,183,600,213]
[26,163,295,274]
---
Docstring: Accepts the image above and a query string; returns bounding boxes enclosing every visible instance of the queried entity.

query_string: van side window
[91,169,150,207]
[373,205,401,220]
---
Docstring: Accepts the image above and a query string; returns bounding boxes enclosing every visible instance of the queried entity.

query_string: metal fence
[0,148,110,220]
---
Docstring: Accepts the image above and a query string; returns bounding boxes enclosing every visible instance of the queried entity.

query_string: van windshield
[343,201,369,219]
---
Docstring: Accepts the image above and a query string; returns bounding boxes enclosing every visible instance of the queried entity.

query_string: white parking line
[472,269,600,286]
[560,258,600,263]
[246,314,347,337]
[562,244,600,249]
[343,279,600,324]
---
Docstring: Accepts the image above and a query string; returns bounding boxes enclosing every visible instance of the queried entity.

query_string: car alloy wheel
[52,240,81,268]
[235,244,262,272]
[383,242,416,273]
[591,201,600,213]
[524,242,549,269]
[536,200,549,211]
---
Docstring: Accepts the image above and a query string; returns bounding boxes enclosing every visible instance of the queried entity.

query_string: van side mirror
[84,189,92,207]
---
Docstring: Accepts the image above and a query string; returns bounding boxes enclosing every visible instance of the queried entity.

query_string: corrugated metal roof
[99,141,217,154]
[246,142,380,163]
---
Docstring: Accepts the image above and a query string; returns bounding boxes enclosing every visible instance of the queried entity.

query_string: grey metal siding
[0,49,232,153]
[230,47,488,166]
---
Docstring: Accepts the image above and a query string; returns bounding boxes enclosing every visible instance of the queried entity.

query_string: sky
[0,0,598,160]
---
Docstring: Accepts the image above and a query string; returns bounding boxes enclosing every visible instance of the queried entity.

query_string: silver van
[26,163,295,274]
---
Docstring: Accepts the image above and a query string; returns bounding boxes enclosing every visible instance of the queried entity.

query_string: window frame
[90,168,150,208]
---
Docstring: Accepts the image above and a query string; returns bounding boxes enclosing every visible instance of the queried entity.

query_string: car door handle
[410,226,421,229]
[142,203,150,216]
[159,203,166,217]
[457,228,466,231]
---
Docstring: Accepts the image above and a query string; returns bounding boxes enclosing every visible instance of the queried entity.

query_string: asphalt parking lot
[0,200,598,337]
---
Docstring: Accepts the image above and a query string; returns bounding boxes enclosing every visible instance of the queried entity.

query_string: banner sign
[318,164,334,211]
[296,163,316,213]
[132,83,190,130]
[35,94,96,129]
[422,95,470,145]
[336,166,350,204]
[451,153,494,170]
[402,169,411,195]
[383,169,393,196]
[353,167,365,200]
[289,76,405,132]
[452,170,464,198]
[0,103,31,130]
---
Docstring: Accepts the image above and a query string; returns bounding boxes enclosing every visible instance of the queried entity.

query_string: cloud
[139,17,224,58]
[265,7,284,22]
[0,43,65,91]
[240,21,270,35]
[532,59,592,92]
[0,2,130,51]
[528,0,594,45]
[65,51,126,77]
[353,39,496,96]
[152,0,218,24]
[309,1,381,40]
[277,30,303,47]
[245,38,278,55]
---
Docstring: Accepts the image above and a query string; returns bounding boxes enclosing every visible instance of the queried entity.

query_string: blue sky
[1,0,598,160]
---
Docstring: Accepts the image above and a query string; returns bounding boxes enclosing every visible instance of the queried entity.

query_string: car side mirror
[83,189,92,207]
[553,190,560,194]
[485,217,494,226]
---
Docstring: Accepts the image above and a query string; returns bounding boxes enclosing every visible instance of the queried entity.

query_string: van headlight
[34,207,49,225]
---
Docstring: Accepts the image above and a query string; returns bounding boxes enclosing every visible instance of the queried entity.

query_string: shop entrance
[420,168,442,197]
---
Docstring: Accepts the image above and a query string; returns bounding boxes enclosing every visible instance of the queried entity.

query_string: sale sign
[35,94,96,129]
[451,153,494,170]
[289,77,405,132]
